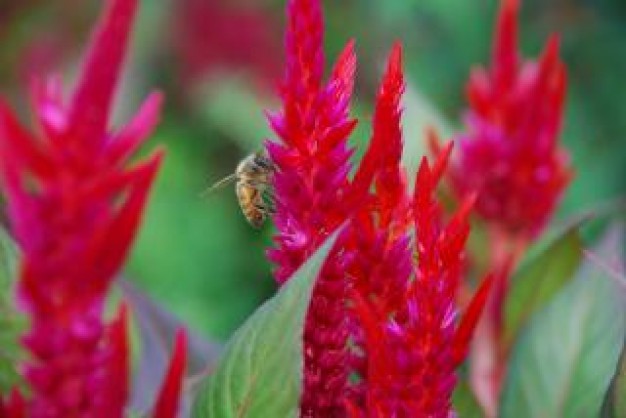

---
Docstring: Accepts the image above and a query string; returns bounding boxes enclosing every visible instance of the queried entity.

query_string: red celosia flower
[267,0,357,284]
[0,0,186,416]
[441,0,572,239]
[173,0,281,86]
[266,0,358,415]
[350,146,493,417]
[344,43,413,401]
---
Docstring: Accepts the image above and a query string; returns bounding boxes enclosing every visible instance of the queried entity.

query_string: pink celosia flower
[0,0,186,416]
[173,0,280,85]
[440,0,572,239]
[267,0,357,284]
[266,1,358,415]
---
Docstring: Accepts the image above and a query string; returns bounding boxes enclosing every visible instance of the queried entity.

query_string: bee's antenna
[199,173,237,198]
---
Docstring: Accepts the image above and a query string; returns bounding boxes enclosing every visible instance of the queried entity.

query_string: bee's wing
[199,173,237,197]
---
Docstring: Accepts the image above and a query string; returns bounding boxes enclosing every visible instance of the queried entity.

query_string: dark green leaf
[503,227,582,346]
[453,379,484,418]
[601,340,626,418]
[500,225,626,418]
[0,226,23,392]
[191,228,342,418]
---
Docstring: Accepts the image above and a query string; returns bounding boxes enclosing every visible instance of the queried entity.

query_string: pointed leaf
[0,227,23,392]
[453,379,484,418]
[191,228,343,418]
[500,225,626,418]
[503,226,582,346]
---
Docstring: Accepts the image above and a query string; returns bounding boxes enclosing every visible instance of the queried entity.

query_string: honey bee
[204,152,275,228]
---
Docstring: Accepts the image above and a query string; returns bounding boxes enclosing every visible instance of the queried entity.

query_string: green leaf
[601,340,626,418]
[503,227,582,346]
[453,379,484,418]
[0,226,24,392]
[191,228,342,418]
[499,226,626,418]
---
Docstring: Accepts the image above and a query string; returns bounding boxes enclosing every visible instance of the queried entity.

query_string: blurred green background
[0,0,624,341]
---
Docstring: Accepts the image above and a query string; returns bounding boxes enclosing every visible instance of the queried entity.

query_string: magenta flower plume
[266,0,357,416]
[350,147,493,417]
[442,0,571,239]
[0,0,186,416]
[267,0,357,284]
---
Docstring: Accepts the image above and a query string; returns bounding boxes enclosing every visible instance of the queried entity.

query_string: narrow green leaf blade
[504,227,582,345]
[191,229,342,418]
[0,226,23,392]
[500,226,626,418]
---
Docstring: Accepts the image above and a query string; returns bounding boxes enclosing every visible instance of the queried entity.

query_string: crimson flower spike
[153,330,188,418]
[266,0,357,415]
[0,0,182,416]
[349,148,493,417]
[436,0,572,241]
[345,43,413,408]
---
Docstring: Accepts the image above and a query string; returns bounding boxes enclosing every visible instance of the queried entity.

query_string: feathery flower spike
[349,148,493,417]
[439,0,571,239]
[266,0,358,416]
[0,0,183,416]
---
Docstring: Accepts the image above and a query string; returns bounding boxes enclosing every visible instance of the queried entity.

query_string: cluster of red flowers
[268,0,570,416]
[0,0,186,417]
[265,0,508,416]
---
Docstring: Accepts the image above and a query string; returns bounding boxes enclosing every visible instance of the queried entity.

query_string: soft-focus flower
[173,0,281,86]
[0,0,186,416]
[440,0,571,240]
[0,389,26,418]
